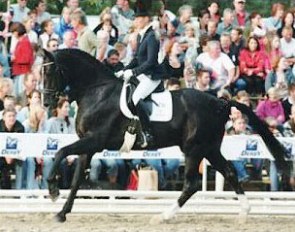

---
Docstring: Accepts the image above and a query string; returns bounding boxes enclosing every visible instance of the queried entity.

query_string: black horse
[43,49,290,223]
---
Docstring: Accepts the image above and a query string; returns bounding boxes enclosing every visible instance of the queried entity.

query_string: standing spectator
[46,97,76,189]
[39,19,59,49]
[103,49,124,73]
[22,105,48,190]
[0,107,25,189]
[239,36,265,95]
[232,0,249,29]
[10,0,30,23]
[71,9,98,56]
[196,40,236,91]
[54,6,73,41]
[217,8,234,35]
[263,3,285,32]
[58,30,76,49]
[207,1,221,24]
[256,87,285,125]
[93,7,119,46]
[10,22,34,96]
[111,0,134,37]
[34,0,51,25]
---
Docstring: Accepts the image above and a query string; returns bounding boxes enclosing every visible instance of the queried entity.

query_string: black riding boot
[135,99,155,148]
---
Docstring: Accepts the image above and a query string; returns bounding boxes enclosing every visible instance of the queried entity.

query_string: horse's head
[41,49,67,108]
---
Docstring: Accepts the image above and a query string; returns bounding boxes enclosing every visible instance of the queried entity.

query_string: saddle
[120,77,173,122]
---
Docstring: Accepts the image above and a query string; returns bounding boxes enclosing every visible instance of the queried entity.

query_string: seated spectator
[34,0,51,25]
[23,16,38,44]
[16,72,38,107]
[0,78,13,111]
[0,95,16,120]
[239,36,265,95]
[17,89,41,123]
[256,87,285,125]
[265,57,295,98]
[226,114,251,183]
[235,90,251,108]
[277,10,295,38]
[280,26,295,72]
[54,6,73,41]
[207,19,220,41]
[196,40,235,91]
[96,30,113,62]
[166,78,181,91]
[22,105,48,189]
[282,83,295,121]
[58,30,76,49]
[244,12,266,40]
[0,107,25,189]
[265,116,285,191]
[175,5,193,36]
[194,66,215,96]
[232,0,250,29]
[283,104,295,137]
[207,1,221,24]
[217,8,234,35]
[103,49,124,73]
[263,3,285,32]
[46,97,76,189]
[93,7,119,46]
[197,9,210,36]
[46,38,59,53]
[39,19,59,49]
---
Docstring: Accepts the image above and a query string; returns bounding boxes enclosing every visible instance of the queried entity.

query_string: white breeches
[132,74,161,105]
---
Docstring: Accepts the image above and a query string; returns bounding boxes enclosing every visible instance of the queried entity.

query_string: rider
[117,4,161,147]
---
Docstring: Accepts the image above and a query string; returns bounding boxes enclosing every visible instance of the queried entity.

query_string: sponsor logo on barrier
[103,150,121,158]
[42,137,59,156]
[1,137,21,155]
[143,150,161,158]
[282,141,293,160]
[241,139,260,157]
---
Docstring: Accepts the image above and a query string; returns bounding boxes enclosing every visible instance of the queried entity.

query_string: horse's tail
[229,100,291,175]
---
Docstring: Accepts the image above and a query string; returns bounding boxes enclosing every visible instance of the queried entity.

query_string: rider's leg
[132,74,161,147]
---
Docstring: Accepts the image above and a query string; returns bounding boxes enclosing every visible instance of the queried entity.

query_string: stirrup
[140,131,155,148]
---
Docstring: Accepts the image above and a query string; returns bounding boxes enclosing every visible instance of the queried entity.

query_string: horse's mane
[54,49,118,86]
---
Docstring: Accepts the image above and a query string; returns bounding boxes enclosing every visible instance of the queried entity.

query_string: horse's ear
[38,48,54,62]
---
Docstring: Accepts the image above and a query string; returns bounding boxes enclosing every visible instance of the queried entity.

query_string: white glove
[123,69,134,82]
[115,70,124,78]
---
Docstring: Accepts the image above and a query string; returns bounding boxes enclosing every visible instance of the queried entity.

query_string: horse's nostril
[44,102,49,107]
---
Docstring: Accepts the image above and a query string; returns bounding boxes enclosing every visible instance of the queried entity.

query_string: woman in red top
[10,22,34,96]
[239,36,265,95]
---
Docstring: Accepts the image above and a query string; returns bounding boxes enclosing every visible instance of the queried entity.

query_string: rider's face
[134,16,149,30]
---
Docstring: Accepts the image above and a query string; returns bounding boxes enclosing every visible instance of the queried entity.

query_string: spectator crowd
[0,0,295,192]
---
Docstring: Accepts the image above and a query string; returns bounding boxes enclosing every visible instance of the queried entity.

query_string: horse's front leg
[47,136,100,201]
[55,154,88,223]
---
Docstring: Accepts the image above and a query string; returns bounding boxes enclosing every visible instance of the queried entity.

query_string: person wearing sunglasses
[232,0,250,30]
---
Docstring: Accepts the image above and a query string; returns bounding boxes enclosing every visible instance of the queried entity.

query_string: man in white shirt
[196,40,236,90]
[280,26,295,68]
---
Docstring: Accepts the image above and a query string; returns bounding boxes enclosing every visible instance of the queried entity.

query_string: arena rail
[1,190,295,214]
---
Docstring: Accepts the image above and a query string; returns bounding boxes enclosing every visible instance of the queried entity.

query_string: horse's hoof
[149,214,165,225]
[48,179,60,202]
[54,212,66,223]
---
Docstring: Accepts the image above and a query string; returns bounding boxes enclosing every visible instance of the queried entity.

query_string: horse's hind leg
[207,149,250,222]
[152,149,201,223]
[55,154,88,223]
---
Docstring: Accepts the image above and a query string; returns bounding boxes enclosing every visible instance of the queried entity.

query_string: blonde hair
[28,105,46,132]
[0,78,13,97]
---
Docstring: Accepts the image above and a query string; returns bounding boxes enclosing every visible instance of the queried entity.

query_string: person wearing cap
[232,0,250,29]
[116,4,160,148]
